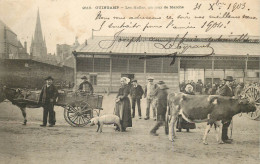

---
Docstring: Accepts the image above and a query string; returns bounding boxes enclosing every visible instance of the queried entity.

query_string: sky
[0,0,259,54]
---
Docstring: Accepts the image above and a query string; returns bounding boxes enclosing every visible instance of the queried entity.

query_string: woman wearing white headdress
[176,83,196,132]
[114,77,132,131]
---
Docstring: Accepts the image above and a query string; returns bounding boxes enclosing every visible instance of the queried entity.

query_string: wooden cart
[56,91,103,127]
[12,90,103,127]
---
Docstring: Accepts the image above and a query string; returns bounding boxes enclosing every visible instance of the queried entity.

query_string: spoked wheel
[243,86,260,121]
[64,104,92,127]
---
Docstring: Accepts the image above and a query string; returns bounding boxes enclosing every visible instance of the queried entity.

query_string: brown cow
[0,87,41,125]
[166,92,256,144]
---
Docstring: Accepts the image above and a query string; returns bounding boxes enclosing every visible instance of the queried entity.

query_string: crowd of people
[179,79,259,97]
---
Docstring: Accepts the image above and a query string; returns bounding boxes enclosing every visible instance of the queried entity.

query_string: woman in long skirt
[177,84,196,132]
[114,77,132,131]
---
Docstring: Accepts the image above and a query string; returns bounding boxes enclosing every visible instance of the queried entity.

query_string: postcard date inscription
[84,0,257,63]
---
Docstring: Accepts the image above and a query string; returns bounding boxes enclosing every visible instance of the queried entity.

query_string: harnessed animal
[0,86,41,125]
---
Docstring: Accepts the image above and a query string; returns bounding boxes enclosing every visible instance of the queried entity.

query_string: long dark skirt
[114,98,132,128]
[176,115,196,129]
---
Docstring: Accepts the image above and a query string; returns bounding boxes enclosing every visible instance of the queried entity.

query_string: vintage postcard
[0,0,259,163]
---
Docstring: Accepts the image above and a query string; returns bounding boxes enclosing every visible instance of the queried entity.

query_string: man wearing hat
[78,76,94,94]
[144,76,158,120]
[150,81,169,136]
[218,76,235,143]
[38,76,58,127]
[130,79,144,119]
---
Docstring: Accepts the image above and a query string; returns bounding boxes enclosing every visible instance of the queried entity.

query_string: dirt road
[0,94,259,164]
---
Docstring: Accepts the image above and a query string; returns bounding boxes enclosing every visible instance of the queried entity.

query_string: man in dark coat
[130,80,144,119]
[78,76,94,94]
[196,79,203,94]
[150,81,169,136]
[38,76,58,127]
[218,76,235,143]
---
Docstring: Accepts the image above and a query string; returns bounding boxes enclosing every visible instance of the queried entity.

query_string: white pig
[89,114,121,133]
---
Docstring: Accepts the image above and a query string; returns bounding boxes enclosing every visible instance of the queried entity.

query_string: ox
[0,87,41,125]
[166,92,256,145]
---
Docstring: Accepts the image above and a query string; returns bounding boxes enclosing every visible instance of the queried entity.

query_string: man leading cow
[150,81,169,136]
[218,76,235,143]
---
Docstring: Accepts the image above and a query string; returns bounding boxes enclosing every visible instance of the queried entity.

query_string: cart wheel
[78,102,101,119]
[64,104,91,127]
[78,101,93,118]
[243,86,260,121]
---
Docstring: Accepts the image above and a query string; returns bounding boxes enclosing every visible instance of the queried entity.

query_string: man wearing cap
[130,79,144,119]
[150,81,169,136]
[218,76,235,143]
[144,76,158,120]
[78,76,94,94]
[38,76,58,127]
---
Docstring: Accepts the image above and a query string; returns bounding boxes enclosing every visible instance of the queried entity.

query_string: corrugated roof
[75,36,260,56]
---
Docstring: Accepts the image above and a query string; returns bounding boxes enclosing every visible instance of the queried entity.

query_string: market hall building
[73,35,259,93]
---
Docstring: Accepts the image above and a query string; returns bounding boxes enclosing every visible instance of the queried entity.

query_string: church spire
[30,8,47,57]
[34,8,44,43]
